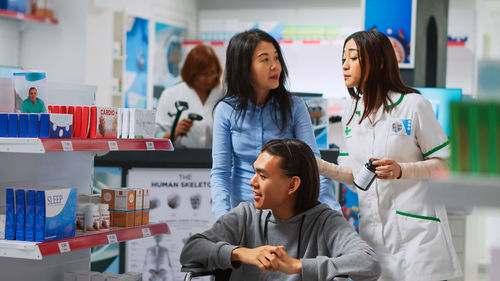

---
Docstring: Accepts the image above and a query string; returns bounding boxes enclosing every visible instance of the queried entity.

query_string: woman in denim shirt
[210,29,341,219]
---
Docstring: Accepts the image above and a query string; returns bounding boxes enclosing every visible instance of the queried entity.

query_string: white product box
[129,109,155,139]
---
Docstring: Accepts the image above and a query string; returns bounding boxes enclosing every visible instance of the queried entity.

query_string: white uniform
[338,92,462,281]
[155,82,223,148]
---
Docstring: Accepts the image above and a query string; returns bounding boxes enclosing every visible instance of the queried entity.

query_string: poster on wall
[125,16,149,109]
[152,23,186,109]
[363,0,416,69]
[125,168,214,281]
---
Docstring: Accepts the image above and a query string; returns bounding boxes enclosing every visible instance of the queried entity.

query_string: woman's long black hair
[221,29,292,133]
[343,30,419,125]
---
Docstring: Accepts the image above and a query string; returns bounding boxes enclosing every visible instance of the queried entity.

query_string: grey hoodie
[180,202,380,280]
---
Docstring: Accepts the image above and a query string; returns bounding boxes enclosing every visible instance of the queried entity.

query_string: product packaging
[142,189,150,224]
[0,113,8,137]
[74,106,82,138]
[8,113,18,137]
[5,188,15,240]
[132,189,143,226]
[353,159,377,191]
[0,77,14,113]
[120,108,129,139]
[128,109,155,139]
[116,108,123,138]
[18,113,28,137]
[85,204,100,232]
[28,113,39,137]
[15,189,25,240]
[0,214,6,239]
[36,188,77,242]
[67,106,75,136]
[48,113,73,138]
[39,113,50,138]
[101,188,136,227]
[89,106,119,138]
[35,190,45,242]
[75,204,86,232]
[80,106,90,138]
[98,203,110,231]
[25,190,35,241]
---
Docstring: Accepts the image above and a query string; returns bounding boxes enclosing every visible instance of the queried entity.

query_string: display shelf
[428,174,500,210]
[0,223,169,260]
[0,8,58,24]
[0,138,173,153]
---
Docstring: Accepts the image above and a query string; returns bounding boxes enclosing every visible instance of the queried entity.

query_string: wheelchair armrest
[181,262,215,277]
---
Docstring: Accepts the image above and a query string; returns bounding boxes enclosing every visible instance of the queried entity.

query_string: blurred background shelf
[0,223,169,260]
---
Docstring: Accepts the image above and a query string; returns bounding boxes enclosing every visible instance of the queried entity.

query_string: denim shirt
[210,95,341,219]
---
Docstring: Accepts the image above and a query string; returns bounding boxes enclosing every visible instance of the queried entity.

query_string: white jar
[98,203,110,231]
[76,204,87,232]
[85,204,100,232]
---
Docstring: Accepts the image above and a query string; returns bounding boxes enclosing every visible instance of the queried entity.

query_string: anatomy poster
[125,168,214,281]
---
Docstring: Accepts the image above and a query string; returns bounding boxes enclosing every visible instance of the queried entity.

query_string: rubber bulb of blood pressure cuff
[353,158,377,191]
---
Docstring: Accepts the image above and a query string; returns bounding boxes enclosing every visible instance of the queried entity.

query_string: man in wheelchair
[180,139,381,280]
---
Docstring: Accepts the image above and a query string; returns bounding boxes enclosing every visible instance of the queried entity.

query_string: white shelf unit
[0,138,172,281]
[428,174,500,281]
[111,11,126,108]
[428,174,500,211]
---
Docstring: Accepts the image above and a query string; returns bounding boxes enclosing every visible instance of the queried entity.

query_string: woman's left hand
[372,158,402,179]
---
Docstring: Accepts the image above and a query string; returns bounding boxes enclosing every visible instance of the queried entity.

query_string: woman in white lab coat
[155,45,223,148]
[317,30,462,280]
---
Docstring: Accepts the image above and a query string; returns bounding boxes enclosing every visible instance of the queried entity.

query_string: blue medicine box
[6,0,28,13]
[0,113,8,137]
[18,114,28,138]
[8,113,18,137]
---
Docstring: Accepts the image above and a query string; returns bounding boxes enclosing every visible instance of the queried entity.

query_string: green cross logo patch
[344,126,352,138]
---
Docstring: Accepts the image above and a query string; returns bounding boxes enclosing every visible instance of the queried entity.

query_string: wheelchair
[182,262,232,281]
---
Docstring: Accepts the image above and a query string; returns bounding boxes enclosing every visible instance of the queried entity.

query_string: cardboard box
[48,113,73,138]
[101,189,135,227]
[142,189,150,225]
[129,109,155,139]
[132,189,143,226]
[89,107,119,139]
[38,188,77,242]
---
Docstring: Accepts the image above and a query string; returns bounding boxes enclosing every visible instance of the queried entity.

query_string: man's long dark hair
[343,30,419,125]
[262,139,319,215]
[221,29,292,133]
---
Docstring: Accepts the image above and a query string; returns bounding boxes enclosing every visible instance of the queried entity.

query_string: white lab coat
[155,82,223,148]
[338,92,462,281]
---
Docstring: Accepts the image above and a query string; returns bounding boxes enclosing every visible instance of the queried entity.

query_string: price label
[146,142,155,151]
[107,234,118,244]
[108,141,119,151]
[58,241,71,253]
[61,141,73,151]
[142,227,151,237]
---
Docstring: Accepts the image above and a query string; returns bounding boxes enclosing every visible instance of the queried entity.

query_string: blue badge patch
[390,119,412,136]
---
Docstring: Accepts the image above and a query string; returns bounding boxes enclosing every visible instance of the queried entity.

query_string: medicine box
[39,188,77,242]
[101,189,136,227]
[128,109,155,139]
[89,107,119,139]
[48,113,73,138]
